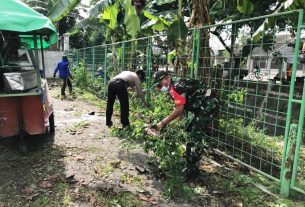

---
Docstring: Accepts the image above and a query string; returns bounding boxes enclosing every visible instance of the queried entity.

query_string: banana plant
[47,0,81,21]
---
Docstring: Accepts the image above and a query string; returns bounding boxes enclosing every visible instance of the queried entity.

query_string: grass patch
[63,192,73,207]
[28,196,50,207]
[75,88,106,110]
[95,163,114,178]
[120,173,144,186]
[96,191,145,207]
[66,120,89,132]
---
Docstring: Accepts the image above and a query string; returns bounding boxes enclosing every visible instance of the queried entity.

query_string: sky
[81,0,91,6]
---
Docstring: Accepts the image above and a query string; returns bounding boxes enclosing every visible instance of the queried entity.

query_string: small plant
[66,121,89,133]
[227,88,247,104]
[29,196,50,207]
[95,163,114,178]
[110,91,195,199]
[119,173,144,186]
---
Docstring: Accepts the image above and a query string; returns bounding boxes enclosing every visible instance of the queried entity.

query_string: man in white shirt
[106,70,147,127]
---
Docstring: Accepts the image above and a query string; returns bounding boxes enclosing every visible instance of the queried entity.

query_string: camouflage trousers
[185,114,211,177]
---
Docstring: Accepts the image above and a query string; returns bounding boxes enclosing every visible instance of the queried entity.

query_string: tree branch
[210,30,233,55]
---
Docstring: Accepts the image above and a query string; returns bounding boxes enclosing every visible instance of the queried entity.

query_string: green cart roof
[0,0,58,48]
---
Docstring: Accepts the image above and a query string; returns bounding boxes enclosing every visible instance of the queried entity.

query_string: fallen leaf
[39,181,52,189]
[45,175,59,181]
[74,155,85,161]
[110,160,121,168]
[32,163,43,168]
[138,194,158,205]
[23,184,36,195]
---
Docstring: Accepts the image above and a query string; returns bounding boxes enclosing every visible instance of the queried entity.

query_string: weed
[28,196,50,207]
[95,163,114,178]
[120,173,144,186]
[63,192,73,207]
[163,175,195,200]
[66,121,89,132]
[54,182,69,192]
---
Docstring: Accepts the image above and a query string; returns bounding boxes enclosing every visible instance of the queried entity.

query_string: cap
[153,71,169,83]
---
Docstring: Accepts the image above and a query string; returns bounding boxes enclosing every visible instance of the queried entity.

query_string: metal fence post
[194,29,201,80]
[280,124,298,197]
[122,42,125,72]
[93,47,96,81]
[146,37,152,103]
[83,48,86,67]
[279,9,304,197]
[190,29,197,79]
[103,46,108,98]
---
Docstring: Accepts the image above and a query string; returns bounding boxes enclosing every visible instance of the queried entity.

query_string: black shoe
[185,168,200,181]
[106,121,113,127]
[122,124,130,128]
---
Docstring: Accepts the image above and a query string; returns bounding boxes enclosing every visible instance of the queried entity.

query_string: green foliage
[219,118,283,157]
[110,91,194,199]
[227,88,247,104]
[72,62,107,98]
[167,17,188,43]
[47,0,81,22]
[163,175,194,200]
[124,0,140,38]
[236,0,254,13]
[100,4,119,29]
[73,62,89,89]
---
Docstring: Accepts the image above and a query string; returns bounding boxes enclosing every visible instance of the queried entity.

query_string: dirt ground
[0,82,304,207]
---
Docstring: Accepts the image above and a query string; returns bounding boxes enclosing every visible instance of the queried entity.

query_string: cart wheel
[49,113,55,133]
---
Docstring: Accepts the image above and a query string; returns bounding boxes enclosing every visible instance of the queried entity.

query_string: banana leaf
[47,0,81,22]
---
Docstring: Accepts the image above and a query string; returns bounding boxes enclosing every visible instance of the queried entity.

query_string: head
[153,71,171,91]
[62,56,68,62]
[136,69,146,82]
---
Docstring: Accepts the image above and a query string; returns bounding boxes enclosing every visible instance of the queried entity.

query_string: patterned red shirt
[169,85,186,106]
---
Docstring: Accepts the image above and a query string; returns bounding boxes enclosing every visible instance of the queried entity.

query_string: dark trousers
[61,78,72,96]
[106,79,129,126]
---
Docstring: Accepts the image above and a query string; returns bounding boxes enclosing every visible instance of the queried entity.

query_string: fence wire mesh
[70,10,305,195]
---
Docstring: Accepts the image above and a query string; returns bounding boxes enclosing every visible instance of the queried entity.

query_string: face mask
[161,85,169,92]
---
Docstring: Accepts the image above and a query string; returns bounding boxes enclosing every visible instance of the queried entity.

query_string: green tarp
[0,0,58,48]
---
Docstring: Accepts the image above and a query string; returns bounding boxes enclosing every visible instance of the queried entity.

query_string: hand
[53,74,56,78]
[156,121,165,130]
[144,126,160,136]
[144,102,150,108]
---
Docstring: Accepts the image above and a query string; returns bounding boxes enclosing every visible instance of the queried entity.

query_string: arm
[134,78,147,105]
[53,63,59,77]
[67,64,72,78]
[156,105,184,130]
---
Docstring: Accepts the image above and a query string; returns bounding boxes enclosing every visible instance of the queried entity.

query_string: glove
[53,73,56,78]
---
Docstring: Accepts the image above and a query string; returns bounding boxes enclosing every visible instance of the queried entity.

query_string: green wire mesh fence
[70,10,305,196]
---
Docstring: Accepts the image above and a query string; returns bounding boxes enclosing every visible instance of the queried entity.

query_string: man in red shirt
[147,71,217,178]
[153,71,186,131]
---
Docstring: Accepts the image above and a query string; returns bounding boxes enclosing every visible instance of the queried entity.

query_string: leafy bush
[72,63,107,98]
[111,91,194,199]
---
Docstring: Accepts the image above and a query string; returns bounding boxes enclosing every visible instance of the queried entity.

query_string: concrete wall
[38,50,64,78]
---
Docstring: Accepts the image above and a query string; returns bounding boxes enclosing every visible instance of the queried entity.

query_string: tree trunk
[189,0,211,84]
